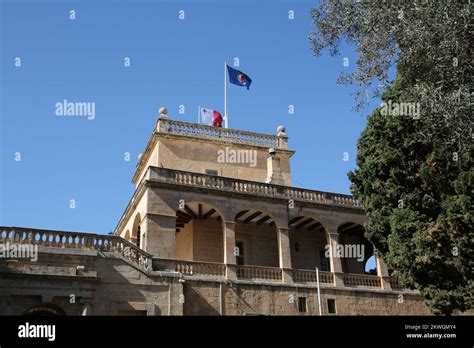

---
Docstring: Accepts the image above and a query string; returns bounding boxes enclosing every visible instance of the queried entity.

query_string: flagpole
[224,61,228,128]
[198,106,200,124]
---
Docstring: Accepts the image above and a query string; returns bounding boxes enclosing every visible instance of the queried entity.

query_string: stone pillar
[223,221,237,280]
[266,151,284,185]
[142,213,176,258]
[168,282,184,316]
[376,256,392,290]
[327,232,344,287]
[277,227,293,283]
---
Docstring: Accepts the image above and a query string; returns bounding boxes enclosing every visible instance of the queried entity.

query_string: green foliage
[310,1,473,314]
[349,80,473,315]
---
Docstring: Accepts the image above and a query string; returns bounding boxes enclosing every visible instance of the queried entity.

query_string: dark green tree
[309,1,472,314]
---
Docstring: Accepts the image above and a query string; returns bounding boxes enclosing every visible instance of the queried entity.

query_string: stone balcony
[1,226,408,292]
[133,116,293,185]
[153,258,390,290]
[156,118,289,150]
[145,166,363,209]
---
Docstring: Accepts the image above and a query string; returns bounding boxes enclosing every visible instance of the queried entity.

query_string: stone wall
[0,249,183,316]
[176,221,193,260]
[183,280,432,316]
[176,219,282,267]
[192,219,223,263]
[0,249,433,316]
[155,136,292,186]
[235,223,279,267]
[290,227,327,270]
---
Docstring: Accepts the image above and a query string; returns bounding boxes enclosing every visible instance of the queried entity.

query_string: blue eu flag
[227,65,252,90]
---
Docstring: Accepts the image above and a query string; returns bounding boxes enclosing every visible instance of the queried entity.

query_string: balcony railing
[1,227,397,291]
[148,167,362,209]
[343,273,381,288]
[237,265,282,282]
[158,119,285,149]
[153,259,226,277]
[293,269,334,284]
[0,226,153,271]
[389,278,405,291]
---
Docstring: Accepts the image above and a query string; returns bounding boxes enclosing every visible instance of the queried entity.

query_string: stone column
[266,151,284,185]
[141,213,176,258]
[376,256,392,290]
[277,227,293,283]
[327,232,344,287]
[223,221,237,280]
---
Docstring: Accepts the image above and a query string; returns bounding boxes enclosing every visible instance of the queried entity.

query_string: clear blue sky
[1,0,381,234]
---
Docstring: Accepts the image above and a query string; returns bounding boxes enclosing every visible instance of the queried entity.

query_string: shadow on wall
[183,283,220,315]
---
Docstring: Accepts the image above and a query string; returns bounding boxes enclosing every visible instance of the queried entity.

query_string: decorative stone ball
[159,107,168,117]
[277,125,287,136]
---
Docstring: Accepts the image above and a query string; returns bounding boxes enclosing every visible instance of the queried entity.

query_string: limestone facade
[0,109,433,315]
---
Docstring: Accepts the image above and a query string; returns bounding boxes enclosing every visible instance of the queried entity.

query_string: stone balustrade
[237,265,282,282]
[293,269,334,284]
[1,227,403,291]
[148,167,362,209]
[0,226,153,271]
[389,278,404,291]
[175,260,226,277]
[158,118,285,149]
[343,273,382,288]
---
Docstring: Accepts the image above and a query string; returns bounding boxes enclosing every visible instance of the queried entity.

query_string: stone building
[0,108,431,315]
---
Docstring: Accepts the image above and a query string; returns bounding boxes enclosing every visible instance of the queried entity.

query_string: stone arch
[337,222,374,275]
[24,303,66,316]
[233,208,279,267]
[131,213,142,248]
[288,215,330,271]
[175,201,224,263]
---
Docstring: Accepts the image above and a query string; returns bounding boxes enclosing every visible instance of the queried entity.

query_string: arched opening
[124,230,131,242]
[175,202,224,263]
[131,214,141,249]
[234,209,279,267]
[24,304,65,316]
[337,222,374,275]
[289,216,330,271]
[365,255,377,275]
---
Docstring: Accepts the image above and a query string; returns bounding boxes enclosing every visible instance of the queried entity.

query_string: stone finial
[158,107,168,119]
[277,125,287,137]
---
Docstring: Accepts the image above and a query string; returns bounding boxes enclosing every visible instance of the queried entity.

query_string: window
[236,240,245,265]
[205,169,218,176]
[327,299,336,314]
[298,297,307,313]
